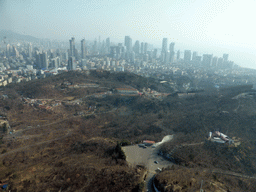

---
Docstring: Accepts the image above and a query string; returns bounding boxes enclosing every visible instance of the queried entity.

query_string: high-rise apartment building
[134,40,140,54]
[184,50,191,63]
[69,37,75,58]
[212,56,218,67]
[169,42,175,63]
[93,39,98,54]
[192,51,198,61]
[67,56,76,70]
[41,51,48,69]
[124,36,132,53]
[110,46,118,58]
[194,56,202,63]
[223,54,229,61]
[165,51,170,64]
[202,54,213,67]
[28,43,33,58]
[81,39,86,59]
[177,50,180,60]
[6,44,11,58]
[98,36,101,50]
[130,51,135,63]
[218,57,223,67]
[143,54,149,62]
[144,43,148,54]
[125,36,130,47]
[141,42,144,54]
[12,45,19,58]
[161,38,168,62]
[153,49,157,59]
[35,51,41,68]
[162,38,168,53]
[51,57,59,68]
[106,37,110,54]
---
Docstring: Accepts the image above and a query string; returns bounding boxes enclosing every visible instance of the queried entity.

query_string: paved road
[122,135,173,192]
[123,136,256,191]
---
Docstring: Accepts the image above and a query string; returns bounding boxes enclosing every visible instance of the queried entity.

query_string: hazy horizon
[0,0,255,69]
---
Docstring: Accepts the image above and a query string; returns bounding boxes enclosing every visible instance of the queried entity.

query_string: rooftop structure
[209,131,234,144]
[143,140,156,146]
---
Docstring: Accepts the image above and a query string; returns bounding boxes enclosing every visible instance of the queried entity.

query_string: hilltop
[0,70,173,191]
[0,70,255,191]
[0,30,40,42]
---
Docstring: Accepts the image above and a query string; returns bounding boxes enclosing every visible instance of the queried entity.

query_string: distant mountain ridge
[0,30,39,42]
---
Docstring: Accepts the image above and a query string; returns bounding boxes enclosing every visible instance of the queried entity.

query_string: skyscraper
[28,43,33,58]
[202,54,213,67]
[141,42,144,54]
[69,37,75,58]
[41,51,48,69]
[144,43,148,54]
[165,51,170,64]
[100,40,106,55]
[177,50,180,60]
[169,42,175,52]
[6,44,10,58]
[161,38,168,62]
[162,38,168,53]
[218,57,223,67]
[81,39,86,59]
[223,54,229,61]
[130,51,135,63]
[212,56,218,67]
[98,36,101,50]
[124,36,132,53]
[125,36,130,47]
[67,56,76,70]
[194,56,202,64]
[56,57,61,68]
[106,37,110,54]
[192,51,198,61]
[143,54,149,62]
[153,49,158,59]
[93,39,98,54]
[134,40,140,55]
[35,51,41,68]
[169,42,175,63]
[12,45,19,58]
[110,46,117,58]
[184,50,191,63]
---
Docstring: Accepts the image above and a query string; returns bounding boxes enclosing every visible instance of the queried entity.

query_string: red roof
[143,140,155,144]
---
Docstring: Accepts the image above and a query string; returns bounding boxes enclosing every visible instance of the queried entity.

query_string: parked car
[138,144,145,147]
[154,161,158,164]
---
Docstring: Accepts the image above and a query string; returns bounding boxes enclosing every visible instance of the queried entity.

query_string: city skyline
[0,31,235,70]
[0,31,253,93]
[0,0,255,68]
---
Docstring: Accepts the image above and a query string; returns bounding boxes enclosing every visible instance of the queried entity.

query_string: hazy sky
[0,0,255,68]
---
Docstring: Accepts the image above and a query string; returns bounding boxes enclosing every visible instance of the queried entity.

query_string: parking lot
[122,136,173,191]
[122,144,173,174]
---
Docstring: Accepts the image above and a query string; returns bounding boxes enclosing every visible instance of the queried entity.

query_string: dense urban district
[0,30,255,191]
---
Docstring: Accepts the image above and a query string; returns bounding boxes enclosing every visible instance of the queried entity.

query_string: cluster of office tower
[65,36,233,70]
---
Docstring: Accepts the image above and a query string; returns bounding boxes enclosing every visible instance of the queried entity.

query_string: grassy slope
[0,71,255,191]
